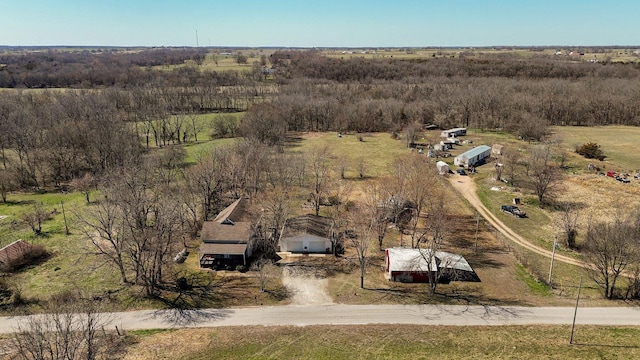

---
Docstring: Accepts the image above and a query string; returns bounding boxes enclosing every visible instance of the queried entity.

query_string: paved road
[449,175,589,269]
[2,304,640,334]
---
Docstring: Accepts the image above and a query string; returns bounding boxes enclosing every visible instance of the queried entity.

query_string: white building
[454,145,491,169]
[436,161,450,175]
[279,214,334,253]
[440,128,467,138]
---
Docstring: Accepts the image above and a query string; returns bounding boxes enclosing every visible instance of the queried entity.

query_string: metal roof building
[454,145,491,169]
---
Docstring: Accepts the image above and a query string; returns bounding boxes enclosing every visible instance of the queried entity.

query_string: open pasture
[123,324,640,360]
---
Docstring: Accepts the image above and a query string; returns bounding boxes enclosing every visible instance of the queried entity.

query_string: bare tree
[239,103,287,146]
[0,167,16,203]
[502,148,521,185]
[524,144,563,207]
[103,163,185,297]
[70,173,98,204]
[555,202,580,249]
[325,179,353,255]
[187,114,204,142]
[356,155,367,179]
[77,198,129,284]
[251,257,280,292]
[21,202,51,235]
[12,292,112,360]
[257,184,293,258]
[363,181,393,250]
[417,191,454,295]
[347,206,374,289]
[404,122,422,148]
[307,145,333,216]
[396,154,437,248]
[583,213,640,299]
[184,150,226,221]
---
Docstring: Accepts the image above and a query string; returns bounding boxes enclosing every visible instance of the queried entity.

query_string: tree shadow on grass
[265,286,292,302]
[465,253,509,269]
[0,199,36,206]
[435,287,535,307]
[283,135,304,149]
[156,272,258,311]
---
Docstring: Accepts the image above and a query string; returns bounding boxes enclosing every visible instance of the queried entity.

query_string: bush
[327,195,341,206]
[576,142,606,161]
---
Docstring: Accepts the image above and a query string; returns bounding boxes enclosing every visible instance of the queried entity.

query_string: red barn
[384,247,479,283]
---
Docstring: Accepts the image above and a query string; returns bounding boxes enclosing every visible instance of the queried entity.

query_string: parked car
[501,205,526,218]
[456,169,467,175]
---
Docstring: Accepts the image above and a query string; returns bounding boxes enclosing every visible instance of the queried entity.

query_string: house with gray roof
[198,198,255,269]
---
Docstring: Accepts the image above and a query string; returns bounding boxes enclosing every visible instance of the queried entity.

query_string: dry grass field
[322,47,640,63]
[121,325,640,360]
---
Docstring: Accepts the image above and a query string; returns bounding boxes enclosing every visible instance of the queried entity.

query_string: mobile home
[440,127,467,138]
[454,145,491,168]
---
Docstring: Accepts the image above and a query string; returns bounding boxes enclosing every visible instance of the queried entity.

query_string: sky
[1,0,638,47]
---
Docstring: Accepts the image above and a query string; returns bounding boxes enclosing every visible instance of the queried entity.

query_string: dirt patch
[281,266,333,305]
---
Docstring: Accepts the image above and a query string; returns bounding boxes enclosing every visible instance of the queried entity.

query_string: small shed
[492,144,505,156]
[436,161,450,175]
[454,145,491,169]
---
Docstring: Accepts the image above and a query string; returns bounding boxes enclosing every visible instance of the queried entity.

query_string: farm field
[552,125,640,171]
[322,47,640,63]
[122,325,640,360]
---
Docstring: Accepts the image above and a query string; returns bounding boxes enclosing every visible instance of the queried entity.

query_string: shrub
[576,142,606,161]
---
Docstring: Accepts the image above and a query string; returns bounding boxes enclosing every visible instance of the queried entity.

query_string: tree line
[241,51,640,147]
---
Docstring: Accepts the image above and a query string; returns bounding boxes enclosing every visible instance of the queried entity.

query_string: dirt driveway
[281,265,333,305]
[448,175,587,269]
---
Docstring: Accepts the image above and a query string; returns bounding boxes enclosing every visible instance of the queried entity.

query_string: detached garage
[279,214,334,254]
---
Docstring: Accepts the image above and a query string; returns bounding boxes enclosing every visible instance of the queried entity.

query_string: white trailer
[436,161,450,175]
[454,145,491,169]
[440,128,467,138]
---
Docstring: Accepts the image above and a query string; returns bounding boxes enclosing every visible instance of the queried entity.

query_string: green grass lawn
[552,125,640,171]
[291,132,410,179]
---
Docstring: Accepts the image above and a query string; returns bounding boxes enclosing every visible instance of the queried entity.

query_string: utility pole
[196,29,199,47]
[570,276,583,344]
[548,235,557,286]
[61,201,69,235]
